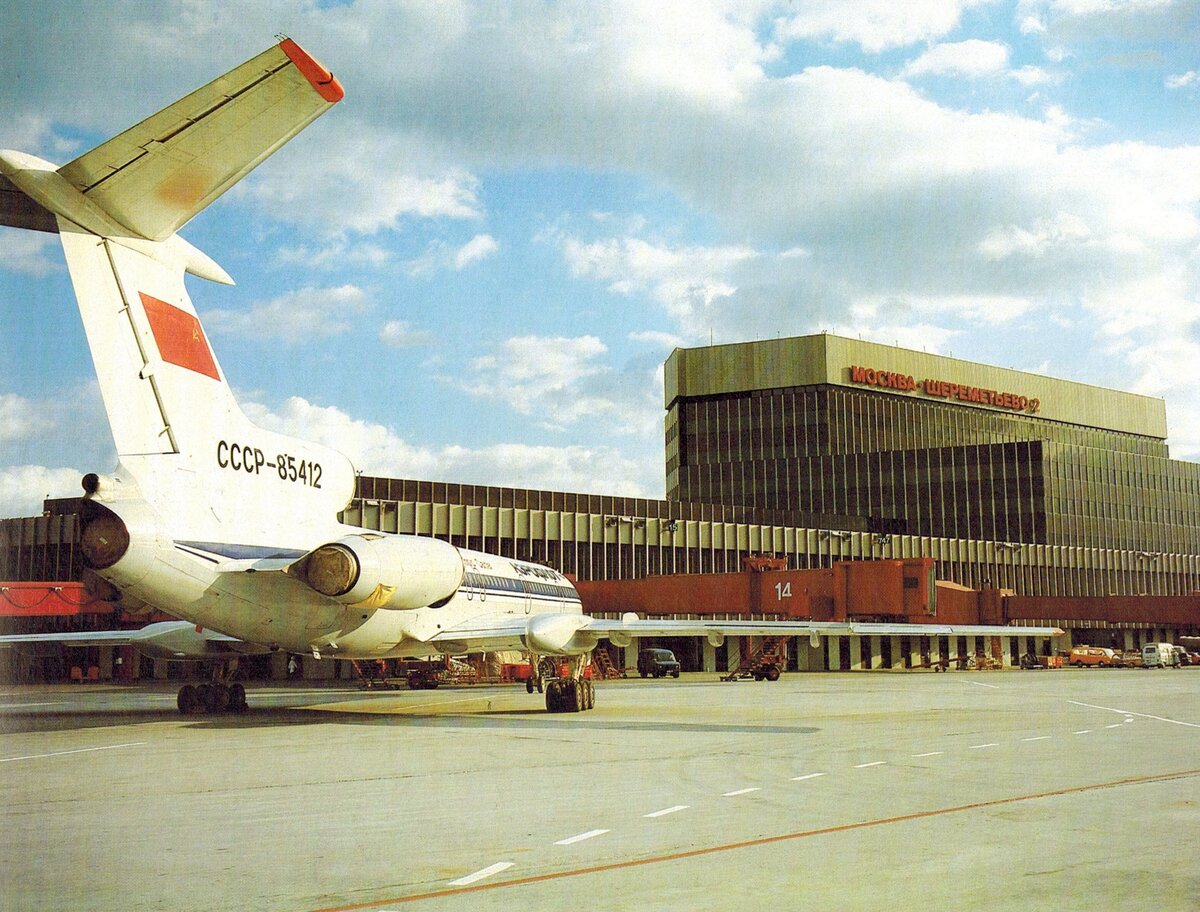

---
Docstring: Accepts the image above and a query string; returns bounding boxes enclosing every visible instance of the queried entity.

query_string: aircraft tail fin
[2,39,357,544]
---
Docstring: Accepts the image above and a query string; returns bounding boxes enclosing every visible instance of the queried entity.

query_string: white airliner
[0,39,1060,714]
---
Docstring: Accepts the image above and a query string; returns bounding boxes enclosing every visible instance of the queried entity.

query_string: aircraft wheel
[177,684,197,714]
[229,683,248,713]
[525,678,535,694]
[584,679,595,710]
[545,680,561,712]
[563,680,582,713]
[195,683,212,711]
[765,665,781,682]
[205,683,230,713]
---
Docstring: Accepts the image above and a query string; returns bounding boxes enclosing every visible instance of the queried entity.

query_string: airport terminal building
[4,333,1200,675]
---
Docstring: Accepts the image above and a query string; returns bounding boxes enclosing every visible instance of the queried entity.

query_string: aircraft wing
[55,38,343,241]
[0,620,269,660]
[423,612,1062,656]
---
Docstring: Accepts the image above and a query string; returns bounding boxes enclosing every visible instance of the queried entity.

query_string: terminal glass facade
[666,338,1200,555]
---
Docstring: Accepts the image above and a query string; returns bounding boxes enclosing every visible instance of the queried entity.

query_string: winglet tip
[279,38,345,103]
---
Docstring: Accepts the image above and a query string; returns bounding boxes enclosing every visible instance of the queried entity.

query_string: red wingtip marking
[279,38,345,103]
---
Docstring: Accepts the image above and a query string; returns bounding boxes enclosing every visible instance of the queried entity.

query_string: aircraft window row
[461,572,575,599]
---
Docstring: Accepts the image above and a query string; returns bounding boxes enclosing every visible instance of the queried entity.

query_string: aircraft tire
[206,683,230,713]
[545,680,561,712]
[525,678,535,694]
[583,679,595,710]
[229,683,248,713]
[195,683,212,711]
[177,684,197,714]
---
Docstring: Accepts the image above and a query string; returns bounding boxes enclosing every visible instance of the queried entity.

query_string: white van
[1142,643,1176,668]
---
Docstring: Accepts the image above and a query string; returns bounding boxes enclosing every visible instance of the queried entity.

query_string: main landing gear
[176,660,248,715]
[532,652,596,713]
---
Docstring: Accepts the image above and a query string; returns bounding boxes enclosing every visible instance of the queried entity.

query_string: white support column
[850,637,864,671]
[948,637,960,668]
[930,636,942,669]
[907,637,918,669]
[1123,630,1135,652]
[623,644,638,673]
[702,639,717,673]
[825,637,838,671]
[889,636,903,670]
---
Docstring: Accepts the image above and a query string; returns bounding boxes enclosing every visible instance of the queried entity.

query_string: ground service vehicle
[638,649,681,678]
[1142,643,1176,668]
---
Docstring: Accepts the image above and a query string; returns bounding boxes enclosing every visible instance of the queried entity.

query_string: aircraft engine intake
[293,533,464,610]
[77,497,160,590]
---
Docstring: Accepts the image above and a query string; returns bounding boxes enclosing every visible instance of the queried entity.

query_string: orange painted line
[302,767,1200,911]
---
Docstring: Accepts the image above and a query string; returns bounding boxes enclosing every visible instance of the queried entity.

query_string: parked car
[1119,650,1144,668]
[1069,646,1121,667]
[638,648,681,678]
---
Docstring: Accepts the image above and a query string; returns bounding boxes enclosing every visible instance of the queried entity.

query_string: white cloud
[241,395,656,497]
[458,335,615,424]
[775,0,999,53]
[455,233,499,269]
[0,229,61,277]
[560,234,757,329]
[235,130,483,237]
[903,40,1011,79]
[1166,71,1199,90]
[0,465,84,518]
[202,285,370,344]
[378,320,432,349]
[0,393,39,442]
[404,234,500,276]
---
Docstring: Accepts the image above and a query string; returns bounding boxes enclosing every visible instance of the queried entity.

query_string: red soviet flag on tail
[139,292,221,381]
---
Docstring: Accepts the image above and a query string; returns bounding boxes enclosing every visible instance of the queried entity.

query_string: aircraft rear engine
[295,533,465,610]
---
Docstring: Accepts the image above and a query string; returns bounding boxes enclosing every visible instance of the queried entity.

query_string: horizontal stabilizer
[56,38,343,241]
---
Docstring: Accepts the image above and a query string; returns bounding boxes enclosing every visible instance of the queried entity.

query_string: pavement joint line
[722,787,761,797]
[447,862,514,887]
[0,741,146,763]
[1067,699,1200,729]
[302,768,1200,911]
[555,829,608,846]
[643,805,689,818]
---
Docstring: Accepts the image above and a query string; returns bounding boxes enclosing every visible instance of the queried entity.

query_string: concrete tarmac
[1,670,1197,911]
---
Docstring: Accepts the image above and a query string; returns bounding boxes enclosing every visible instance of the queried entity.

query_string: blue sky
[3,0,1200,517]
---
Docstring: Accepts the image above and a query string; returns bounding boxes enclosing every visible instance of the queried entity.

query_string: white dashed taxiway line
[723,787,761,797]
[644,805,689,818]
[555,829,609,846]
[1068,700,1200,729]
[448,862,514,886]
[791,772,826,781]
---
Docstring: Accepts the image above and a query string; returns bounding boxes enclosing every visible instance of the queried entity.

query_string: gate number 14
[774,581,792,600]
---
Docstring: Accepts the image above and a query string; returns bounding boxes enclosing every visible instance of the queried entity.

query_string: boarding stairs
[591,645,625,679]
[722,635,788,682]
